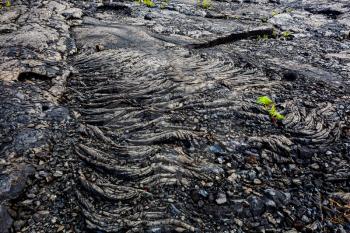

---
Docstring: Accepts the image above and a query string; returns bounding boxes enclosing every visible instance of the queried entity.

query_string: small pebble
[253,178,262,184]
[234,218,243,227]
[292,179,302,185]
[53,170,63,177]
[310,163,320,170]
[302,215,310,223]
[326,151,332,155]
[216,193,227,204]
[51,217,57,224]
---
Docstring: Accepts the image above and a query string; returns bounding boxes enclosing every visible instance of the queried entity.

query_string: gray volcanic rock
[0,0,75,83]
[0,206,13,233]
[0,1,79,232]
[61,8,83,19]
[0,164,35,202]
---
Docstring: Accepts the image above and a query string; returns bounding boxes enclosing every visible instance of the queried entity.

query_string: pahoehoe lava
[0,0,349,233]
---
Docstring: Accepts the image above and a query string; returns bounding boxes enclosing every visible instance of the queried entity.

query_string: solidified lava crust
[0,0,349,232]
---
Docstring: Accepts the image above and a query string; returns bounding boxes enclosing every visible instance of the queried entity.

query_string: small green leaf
[257,96,284,122]
[257,96,273,106]
[197,0,211,9]
[202,0,211,9]
[281,31,292,38]
[142,0,155,7]
[268,105,285,120]
[275,112,285,120]
[268,104,276,115]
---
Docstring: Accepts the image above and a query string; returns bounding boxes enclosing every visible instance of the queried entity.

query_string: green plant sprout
[137,0,155,7]
[257,96,285,122]
[268,105,285,120]
[281,31,292,38]
[5,0,10,7]
[144,0,155,7]
[286,8,294,14]
[257,34,271,41]
[257,96,273,107]
[197,0,211,9]
[160,0,169,9]
[135,0,211,10]
[202,0,211,9]
[272,10,279,16]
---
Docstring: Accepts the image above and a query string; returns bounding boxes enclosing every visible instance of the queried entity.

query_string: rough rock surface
[0,0,349,232]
